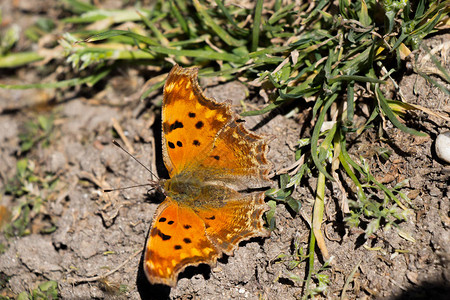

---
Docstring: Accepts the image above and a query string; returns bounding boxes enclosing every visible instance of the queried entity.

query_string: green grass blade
[193,0,245,47]
[310,94,337,181]
[305,221,316,299]
[338,133,365,199]
[0,52,44,68]
[62,0,96,13]
[63,9,151,24]
[149,46,245,63]
[338,0,350,19]
[0,69,110,89]
[376,87,427,137]
[279,87,321,100]
[169,0,189,35]
[248,46,291,58]
[346,81,355,124]
[340,141,407,210]
[359,0,371,26]
[251,0,264,52]
[240,102,281,116]
[329,75,386,84]
[268,2,296,25]
[137,10,170,46]
[85,30,159,46]
[214,0,249,35]
[341,43,375,75]
[415,0,426,18]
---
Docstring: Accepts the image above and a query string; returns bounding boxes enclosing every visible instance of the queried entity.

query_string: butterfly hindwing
[195,191,269,254]
[144,192,269,286]
[143,198,219,287]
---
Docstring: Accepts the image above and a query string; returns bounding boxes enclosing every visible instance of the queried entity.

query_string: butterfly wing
[162,65,231,177]
[148,65,272,287]
[144,193,268,286]
[195,191,269,254]
[143,198,219,287]
[162,65,270,188]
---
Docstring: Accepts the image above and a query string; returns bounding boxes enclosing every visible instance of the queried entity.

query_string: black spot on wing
[156,229,172,241]
[183,238,192,244]
[205,215,215,220]
[168,142,175,149]
[193,140,200,146]
[174,245,182,250]
[213,155,220,160]
[169,120,184,132]
[195,121,204,129]
[177,141,183,147]
[184,224,191,229]
[188,112,196,118]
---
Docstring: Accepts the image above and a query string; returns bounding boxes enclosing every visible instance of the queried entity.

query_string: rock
[435,131,450,163]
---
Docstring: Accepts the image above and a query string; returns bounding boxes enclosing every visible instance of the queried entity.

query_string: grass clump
[18,115,55,155]
[3,158,58,238]
[0,280,58,300]
[2,114,59,237]
[16,280,58,300]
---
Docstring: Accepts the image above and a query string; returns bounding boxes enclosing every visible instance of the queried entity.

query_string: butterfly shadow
[178,264,212,282]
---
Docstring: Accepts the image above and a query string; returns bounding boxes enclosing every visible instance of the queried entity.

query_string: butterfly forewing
[162,66,232,177]
[161,65,271,187]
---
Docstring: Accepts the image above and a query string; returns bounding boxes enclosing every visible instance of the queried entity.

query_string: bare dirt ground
[0,3,449,300]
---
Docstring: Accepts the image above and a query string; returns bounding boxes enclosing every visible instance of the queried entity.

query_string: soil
[0,2,449,300]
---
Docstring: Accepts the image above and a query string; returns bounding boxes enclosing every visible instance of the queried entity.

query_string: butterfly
[143,65,271,286]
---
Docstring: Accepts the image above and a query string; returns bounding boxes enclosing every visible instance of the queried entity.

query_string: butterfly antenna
[111,140,159,180]
[104,184,155,193]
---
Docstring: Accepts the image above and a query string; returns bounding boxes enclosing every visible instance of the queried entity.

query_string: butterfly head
[147,178,166,196]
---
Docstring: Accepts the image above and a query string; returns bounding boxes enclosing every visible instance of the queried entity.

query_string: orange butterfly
[143,65,271,286]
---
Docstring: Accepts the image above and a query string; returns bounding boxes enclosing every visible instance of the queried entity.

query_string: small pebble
[47,151,67,173]
[435,131,450,163]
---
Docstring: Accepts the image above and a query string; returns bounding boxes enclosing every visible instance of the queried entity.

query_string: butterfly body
[164,177,239,206]
[144,65,271,287]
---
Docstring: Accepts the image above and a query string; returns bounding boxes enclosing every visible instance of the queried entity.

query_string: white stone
[436,131,450,163]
